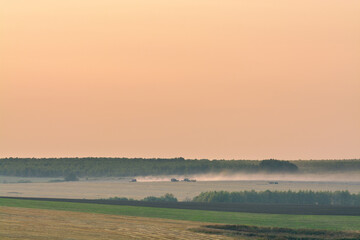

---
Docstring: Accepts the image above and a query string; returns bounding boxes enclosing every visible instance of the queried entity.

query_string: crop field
[1,198,360,231]
[1,179,360,200]
[0,207,232,240]
[3,197,360,216]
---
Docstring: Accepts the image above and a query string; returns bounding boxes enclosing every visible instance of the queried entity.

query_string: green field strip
[1,198,360,231]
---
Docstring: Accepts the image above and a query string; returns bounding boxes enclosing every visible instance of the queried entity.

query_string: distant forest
[0,158,359,178]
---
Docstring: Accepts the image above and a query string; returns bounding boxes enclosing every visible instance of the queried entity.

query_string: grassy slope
[1,198,360,231]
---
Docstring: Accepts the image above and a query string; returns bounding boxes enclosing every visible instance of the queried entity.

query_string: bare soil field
[0,206,232,240]
[1,180,360,200]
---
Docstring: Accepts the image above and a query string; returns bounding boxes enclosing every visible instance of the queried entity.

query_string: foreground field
[194,225,360,240]
[1,198,360,231]
[2,180,360,200]
[0,207,232,240]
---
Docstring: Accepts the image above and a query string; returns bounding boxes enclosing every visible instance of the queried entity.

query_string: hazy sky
[1,0,359,159]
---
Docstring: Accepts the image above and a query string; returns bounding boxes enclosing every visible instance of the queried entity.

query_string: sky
[1,0,359,160]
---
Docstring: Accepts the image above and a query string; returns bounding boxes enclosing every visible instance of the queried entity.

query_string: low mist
[135,172,360,183]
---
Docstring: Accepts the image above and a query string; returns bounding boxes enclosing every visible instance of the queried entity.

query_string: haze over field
[1,0,359,159]
[2,179,360,200]
[134,172,360,183]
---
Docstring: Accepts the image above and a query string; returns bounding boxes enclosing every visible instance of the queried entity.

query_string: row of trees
[292,159,360,173]
[192,190,360,206]
[107,193,178,202]
[0,158,298,177]
[2,158,360,178]
[106,190,360,206]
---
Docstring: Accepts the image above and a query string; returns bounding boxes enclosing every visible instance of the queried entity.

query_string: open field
[1,179,360,200]
[3,197,360,216]
[1,198,360,231]
[0,176,64,184]
[194,225,360,240]
[0,207,232,240]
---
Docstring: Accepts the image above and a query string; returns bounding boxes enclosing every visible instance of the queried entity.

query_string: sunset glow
[1,0,359,159]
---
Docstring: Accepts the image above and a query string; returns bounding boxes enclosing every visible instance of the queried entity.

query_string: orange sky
[1,0,359,159]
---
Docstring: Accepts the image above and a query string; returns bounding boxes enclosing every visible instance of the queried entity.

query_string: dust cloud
[135,172,360,183]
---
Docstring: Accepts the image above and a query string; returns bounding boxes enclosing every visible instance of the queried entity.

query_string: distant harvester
[170,178,196,182]
[183,178,196,182]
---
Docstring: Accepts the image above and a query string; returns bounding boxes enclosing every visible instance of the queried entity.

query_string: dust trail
[135,172,360,182]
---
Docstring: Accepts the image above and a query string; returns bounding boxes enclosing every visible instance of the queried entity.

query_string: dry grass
[0,207,233,240]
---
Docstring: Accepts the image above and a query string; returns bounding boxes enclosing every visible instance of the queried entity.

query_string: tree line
[0,158,298,177]
[105,190,360,206]
[292,159,360,172]
[1,158,359,178]
[107,193,178,202]
[192,190,360,206]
